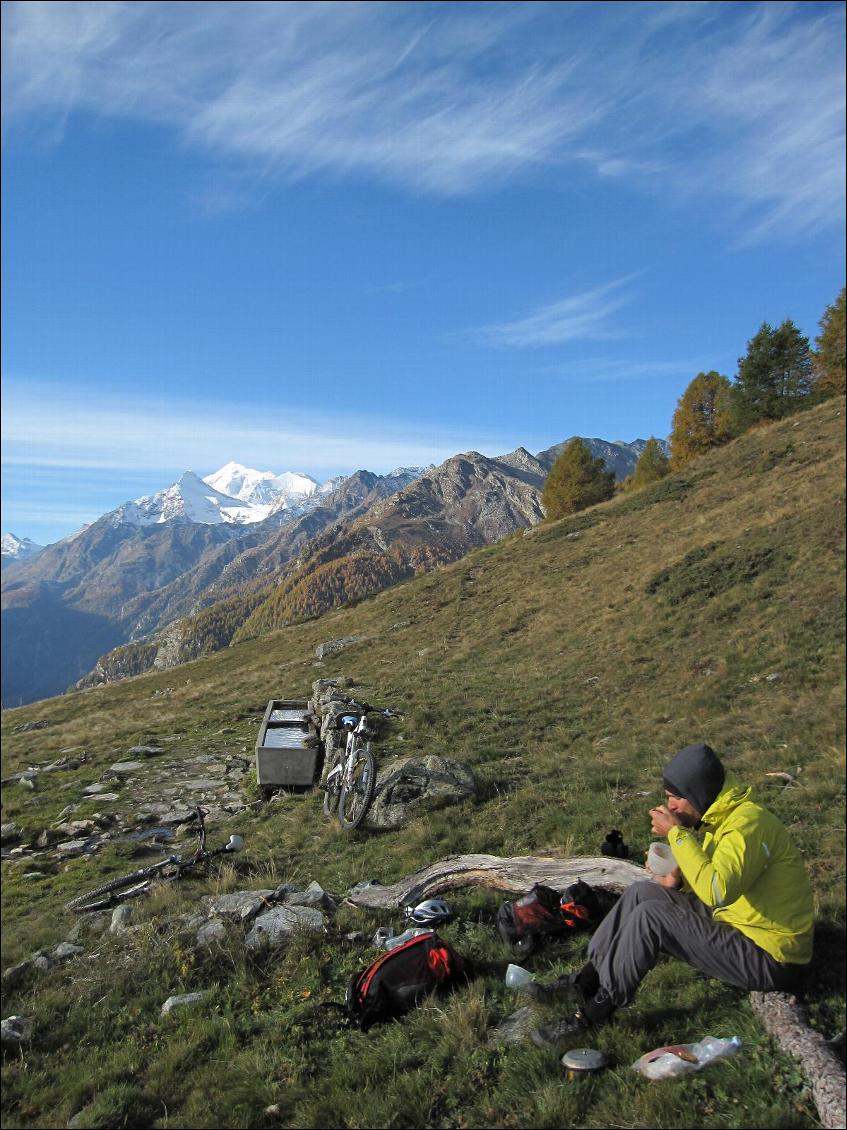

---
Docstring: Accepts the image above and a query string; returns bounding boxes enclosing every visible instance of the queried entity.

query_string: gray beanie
[663,743,725,817]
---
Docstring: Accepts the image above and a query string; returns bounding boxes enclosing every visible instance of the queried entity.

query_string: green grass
[2,398,845,1129]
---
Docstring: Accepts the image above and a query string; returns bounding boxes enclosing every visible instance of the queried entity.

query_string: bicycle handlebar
[341,696,402,718]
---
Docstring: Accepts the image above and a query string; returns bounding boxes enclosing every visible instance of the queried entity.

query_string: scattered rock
[365,755,477,830]
[53,942,84,961]
[315,637,366,661]
[109,906,134,936]
[161,991,212,1015]
[83,783,117,796]
[489,1006,536,1045]
[312,676,354,698]
[283,881,337,913]
[1,824,21,845]
[103,761,145,778]
[52,820,97,837]
[3,959,37,987]
[204,890,275,922]
[66,915,109,942]
[53,840,91,857]
[1,1015,34,1050]
[22,872,45,880]
[196,919,227,947]
[245,905,325,949]
[12,720,49,733]
[127,746,165,757]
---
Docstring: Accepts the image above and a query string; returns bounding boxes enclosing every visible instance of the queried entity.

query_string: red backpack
[496,881,600,957]
[346,931,468,1031]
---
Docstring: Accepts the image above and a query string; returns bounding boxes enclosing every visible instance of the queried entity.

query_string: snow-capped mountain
[203,462,319,509]
[1,532,45,564]
[111,471,270,527]
[108,464,374,530]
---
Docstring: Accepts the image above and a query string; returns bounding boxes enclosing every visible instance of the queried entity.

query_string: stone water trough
[255,700,320,790]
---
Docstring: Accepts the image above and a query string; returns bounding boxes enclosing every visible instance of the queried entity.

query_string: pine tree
[733,320,813,428]
[669,371,734,470]
[629,437,670,490]
[812,287,846,400]
[542,439,615,519]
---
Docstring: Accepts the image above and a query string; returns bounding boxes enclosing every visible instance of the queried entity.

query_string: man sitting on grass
[531,742,814,1047]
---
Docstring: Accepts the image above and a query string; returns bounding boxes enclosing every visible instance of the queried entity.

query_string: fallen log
[750,992,846,1130]
[345,853,644,910]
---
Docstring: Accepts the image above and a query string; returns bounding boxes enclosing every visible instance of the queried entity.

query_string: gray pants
[588,880,797,1007]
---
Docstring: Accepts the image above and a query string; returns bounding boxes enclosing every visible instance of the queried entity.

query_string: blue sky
[2,0,844,546]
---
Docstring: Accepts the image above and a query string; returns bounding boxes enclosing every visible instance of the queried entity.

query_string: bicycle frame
[66,806,243,912]
[325,714,368,796]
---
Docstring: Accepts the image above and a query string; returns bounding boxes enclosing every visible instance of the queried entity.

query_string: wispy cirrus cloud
[538,357,710,384]
[2,2,843,236]
[0,377,510,480]
[468,277,638,348]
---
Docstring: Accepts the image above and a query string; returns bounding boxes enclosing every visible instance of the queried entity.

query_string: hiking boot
[547,962,600,1002]
[529,987,616,1048]
[530,1011,590,1048]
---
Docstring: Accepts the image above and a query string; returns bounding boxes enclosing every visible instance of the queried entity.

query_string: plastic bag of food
[632,1035,742,1080]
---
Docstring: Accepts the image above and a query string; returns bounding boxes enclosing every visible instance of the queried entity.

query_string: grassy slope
[1,399,844,1130]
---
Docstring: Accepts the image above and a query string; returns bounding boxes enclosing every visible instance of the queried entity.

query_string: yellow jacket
[667,776,813,964]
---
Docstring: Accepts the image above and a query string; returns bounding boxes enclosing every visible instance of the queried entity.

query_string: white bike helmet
[403,898,453,925]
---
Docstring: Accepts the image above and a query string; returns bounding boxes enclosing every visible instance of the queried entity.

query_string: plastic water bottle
[504,964,536,992]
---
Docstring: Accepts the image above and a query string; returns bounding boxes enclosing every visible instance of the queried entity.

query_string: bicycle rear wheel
[65,865,164,912]
[338,745,376,831]
[323,756,342,818]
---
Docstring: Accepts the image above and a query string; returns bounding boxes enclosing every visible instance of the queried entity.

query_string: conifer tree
[669,371,734,469]
[812,287,846,400]
[732,320,813,429]
[629,437,670,490]
[542,439,615,519]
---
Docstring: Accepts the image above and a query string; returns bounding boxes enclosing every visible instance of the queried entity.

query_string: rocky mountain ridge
[3,438,649,705]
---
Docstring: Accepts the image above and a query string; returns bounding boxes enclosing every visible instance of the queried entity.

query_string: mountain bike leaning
[66,805,244,912]
[322,698,401,831]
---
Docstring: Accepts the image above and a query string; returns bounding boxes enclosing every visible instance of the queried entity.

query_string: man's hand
[645,863,682,889]
[649,804,682,837]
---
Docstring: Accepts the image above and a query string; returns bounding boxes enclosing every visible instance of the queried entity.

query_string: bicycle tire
[338,745,376,831]
[65,863,167,912]
[323,756,342,818]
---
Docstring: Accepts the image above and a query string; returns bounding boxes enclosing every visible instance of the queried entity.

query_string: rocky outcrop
[365,755,477,830]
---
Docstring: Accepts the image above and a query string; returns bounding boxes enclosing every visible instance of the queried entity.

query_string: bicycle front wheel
[338,745,376,831]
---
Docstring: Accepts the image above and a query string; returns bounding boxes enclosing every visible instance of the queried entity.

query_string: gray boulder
[196,919,227,947]
[1,1015,34,1050]
[315,637,365,661]
[244,905,325,949]
[204,890,274,922]
[53,942,84,961]
[365,755,477,830]
[283,881,337,913]
[109,906,134,935]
